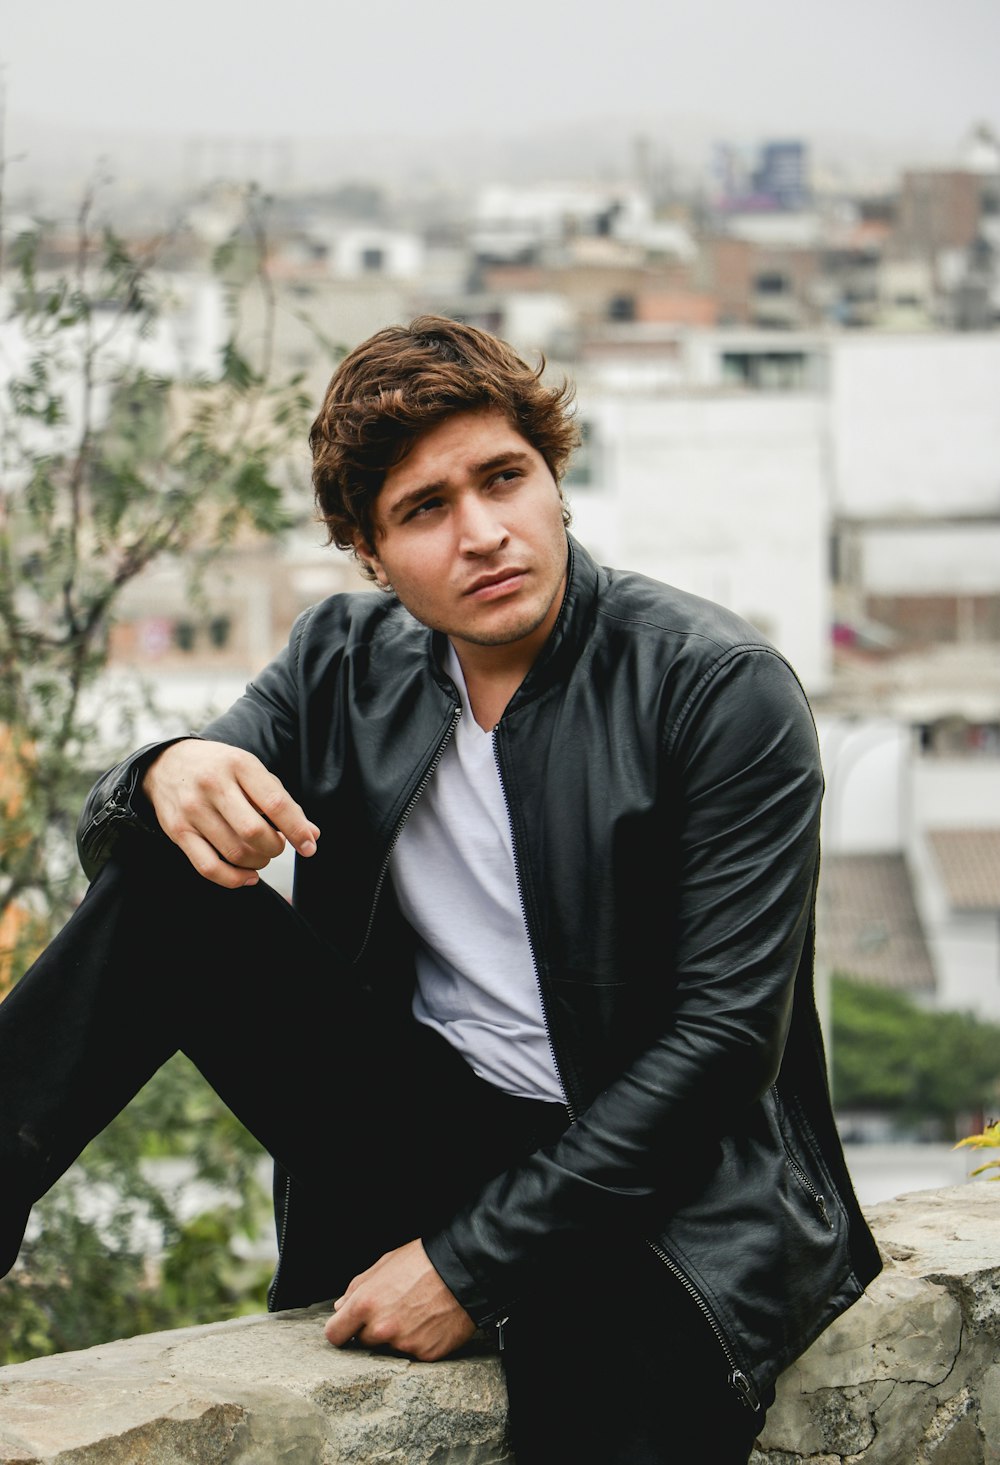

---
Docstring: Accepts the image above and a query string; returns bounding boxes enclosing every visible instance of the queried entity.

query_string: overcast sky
[3,0,998,190]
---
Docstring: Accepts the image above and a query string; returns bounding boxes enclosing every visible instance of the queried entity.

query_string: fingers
[324,1294,360,1348]
[323,1242,476,1361]
[236,763,321,858]
[170,830,264,890]
[143,740,321,887]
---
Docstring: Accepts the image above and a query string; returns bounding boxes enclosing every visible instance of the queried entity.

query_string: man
[1,316,881,1463]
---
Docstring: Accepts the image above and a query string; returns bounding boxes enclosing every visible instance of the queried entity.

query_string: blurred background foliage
[0,188,314,1364]
[831,973,1000,1134]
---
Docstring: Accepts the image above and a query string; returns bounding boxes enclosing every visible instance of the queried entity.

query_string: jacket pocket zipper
[645,1239,761,1412]
[784,1149,834,1229]
[773,1086,835,1230]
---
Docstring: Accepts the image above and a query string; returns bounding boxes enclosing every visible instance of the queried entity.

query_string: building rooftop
[817,853,936,991]
[926,830,1000,911]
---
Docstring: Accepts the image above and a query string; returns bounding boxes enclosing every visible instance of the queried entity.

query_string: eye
[491,468,523,488]
[404,496,444,522]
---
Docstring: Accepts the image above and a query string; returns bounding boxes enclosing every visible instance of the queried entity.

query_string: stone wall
[1,1184,997,1464]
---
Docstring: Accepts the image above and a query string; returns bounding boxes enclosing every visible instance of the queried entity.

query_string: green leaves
[831,975,1000,1132]
[0,186,319,1360]
[220,340,261,390]
[1,187,311,938]
[8,356,65,426]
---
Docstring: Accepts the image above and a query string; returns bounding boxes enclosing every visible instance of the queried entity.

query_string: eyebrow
[382,450,533,523]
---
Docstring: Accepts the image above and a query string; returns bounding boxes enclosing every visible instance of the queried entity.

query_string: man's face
[357,409,569,662]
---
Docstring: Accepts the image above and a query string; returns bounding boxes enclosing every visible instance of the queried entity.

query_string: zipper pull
[91,786,128,827]
[816,1194,833,1229]
[729,1368,761,1413]
[495,1316,509,1353]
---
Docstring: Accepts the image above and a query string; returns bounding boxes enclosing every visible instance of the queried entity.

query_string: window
[721,350,813,390]
[208,615,231,649]
[173,620,196,653]
[607,295,635,322]
[754,272,790,295]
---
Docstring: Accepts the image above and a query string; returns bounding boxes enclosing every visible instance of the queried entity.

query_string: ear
[353,535,390,588]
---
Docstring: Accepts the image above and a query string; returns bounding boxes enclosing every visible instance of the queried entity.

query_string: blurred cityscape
[4,116,1000,1191]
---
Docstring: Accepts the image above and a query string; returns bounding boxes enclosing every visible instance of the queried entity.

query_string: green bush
[831,974,1000,1134]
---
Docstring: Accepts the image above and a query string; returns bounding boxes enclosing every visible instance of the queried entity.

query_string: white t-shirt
[389,644,565,1103]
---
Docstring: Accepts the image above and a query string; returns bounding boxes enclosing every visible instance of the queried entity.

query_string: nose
[456,490,508,556]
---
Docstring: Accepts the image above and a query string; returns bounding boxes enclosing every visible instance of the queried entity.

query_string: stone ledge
[1,1184,998,1464]
[0,1310,511,1464]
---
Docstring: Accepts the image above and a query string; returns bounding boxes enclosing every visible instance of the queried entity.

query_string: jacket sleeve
[76,608,315,880]
[424,644,825,1323]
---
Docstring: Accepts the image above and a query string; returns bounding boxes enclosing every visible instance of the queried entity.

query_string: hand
[324,1239,476,1362]
[143,739,320,889]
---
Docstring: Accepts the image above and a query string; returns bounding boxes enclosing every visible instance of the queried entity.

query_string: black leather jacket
[79,536,881,1407]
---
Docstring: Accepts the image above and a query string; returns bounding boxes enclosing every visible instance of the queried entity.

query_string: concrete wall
[860,521,1000,597]
[571,390,831,692]
[830,335,1000,518]
[912,757,1000,830]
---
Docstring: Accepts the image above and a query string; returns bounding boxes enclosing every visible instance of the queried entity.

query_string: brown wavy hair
[310,315,578,578]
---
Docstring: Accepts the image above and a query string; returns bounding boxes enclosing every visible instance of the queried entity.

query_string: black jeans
[502,1240,774,1464]
[0,838,771,1462]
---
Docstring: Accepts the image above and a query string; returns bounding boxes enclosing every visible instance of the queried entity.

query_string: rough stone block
[2,1186,999,1464]
[0,1307,510,1464]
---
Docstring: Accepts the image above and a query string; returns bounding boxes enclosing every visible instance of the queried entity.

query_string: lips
[464,568,527,597]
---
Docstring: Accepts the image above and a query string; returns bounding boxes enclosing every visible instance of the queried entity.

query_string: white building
[830,334,1000,518]
[817,716,1000,1023]
[567,385,831,693]
[470,182,696,265]
[320,228,425,282]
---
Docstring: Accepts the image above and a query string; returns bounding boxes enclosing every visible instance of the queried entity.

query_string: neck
[450,643,535,731]
[448,550,569,730]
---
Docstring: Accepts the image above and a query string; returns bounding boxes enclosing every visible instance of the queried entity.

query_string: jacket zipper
[491,727,576,1124]
[269,707,462,1303]
[86,783,131,860]
[352,705,462,966]
[89,783,130,828]
[267,1171,292,1309]
[645,1239,761,1412]
[489,725,577,1356]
